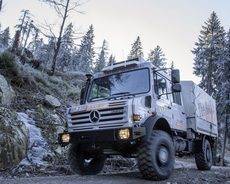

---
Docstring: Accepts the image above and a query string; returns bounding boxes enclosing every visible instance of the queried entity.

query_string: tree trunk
[11,30,21,53]
[50,0,70,75]
[220,128,227,166]
[21,21,33,57]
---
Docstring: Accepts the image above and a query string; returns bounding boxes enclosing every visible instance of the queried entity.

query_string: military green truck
[59,58,218,180]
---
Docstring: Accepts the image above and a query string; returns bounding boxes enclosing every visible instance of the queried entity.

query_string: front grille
[68,102,127,131]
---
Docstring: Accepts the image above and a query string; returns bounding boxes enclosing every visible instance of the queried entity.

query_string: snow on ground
[17,112,53,166]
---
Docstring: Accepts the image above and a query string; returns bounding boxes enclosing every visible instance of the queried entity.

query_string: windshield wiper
[112,92,131,96]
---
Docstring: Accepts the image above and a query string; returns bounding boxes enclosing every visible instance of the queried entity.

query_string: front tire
[137,130,175,180]
[69,144,106,175]
[195,138,213,170]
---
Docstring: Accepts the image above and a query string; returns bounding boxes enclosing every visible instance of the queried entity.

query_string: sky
[0,0,230,83]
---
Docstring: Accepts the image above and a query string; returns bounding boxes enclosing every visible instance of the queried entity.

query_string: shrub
[0,52,18,76]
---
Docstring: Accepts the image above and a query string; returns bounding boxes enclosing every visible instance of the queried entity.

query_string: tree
[108,54,116,66]
[148,45,167,68]
[192,12,227,164]
[57,23,74,71]
[0,27,10,47]
[217,29,230,165]
[94,40,108,72]
[128,36,143,59]
[170,61,175,69]
[192,12,226,96]
[40,0,82,75]
[15,10,30,44]
[34,37,55,69]
[72,25,95,73]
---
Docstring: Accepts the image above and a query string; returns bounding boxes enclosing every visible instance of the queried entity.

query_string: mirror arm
[158,92,173,99]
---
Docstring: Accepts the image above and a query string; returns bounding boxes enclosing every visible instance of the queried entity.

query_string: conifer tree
[148,45,166,68]
[216,30,230,154]
[108,54,116,66]
[128,36,143,59]
[0,27,10,47]
[94,40,108,72]
[192,12,226,96]
[34,37,55,68]
[57,23,74,71]
[73,25,95,73]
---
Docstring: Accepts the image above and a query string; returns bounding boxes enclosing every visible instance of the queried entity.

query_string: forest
[0,0,229,183]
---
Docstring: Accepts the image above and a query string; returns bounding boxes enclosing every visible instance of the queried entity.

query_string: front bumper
[58,126,146,147]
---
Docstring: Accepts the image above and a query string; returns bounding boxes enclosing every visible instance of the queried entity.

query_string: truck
[59,57,218,180]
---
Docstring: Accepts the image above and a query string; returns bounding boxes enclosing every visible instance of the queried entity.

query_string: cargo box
[181,81,218,137]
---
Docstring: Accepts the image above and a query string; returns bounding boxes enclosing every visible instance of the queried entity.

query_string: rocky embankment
[0,51,83,174]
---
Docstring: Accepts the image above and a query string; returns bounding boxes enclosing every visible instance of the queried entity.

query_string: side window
[173,92,182,105]
[154,74,168,99]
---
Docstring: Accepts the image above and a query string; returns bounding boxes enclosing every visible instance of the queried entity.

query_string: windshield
[88,68,150,101]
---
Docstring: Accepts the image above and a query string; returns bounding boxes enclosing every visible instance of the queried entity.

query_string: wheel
[137,130,175,180]
[195,138,212,170]
[69,144,106,175]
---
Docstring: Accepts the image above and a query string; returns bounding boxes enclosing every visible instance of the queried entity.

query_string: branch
[67,1,86,14]
[39,0,66,8]
[44,20,57,38]
[54,4,64,18]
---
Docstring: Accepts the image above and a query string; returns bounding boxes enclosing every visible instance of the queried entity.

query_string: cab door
[170,91,187,131]
[154,73,173,126]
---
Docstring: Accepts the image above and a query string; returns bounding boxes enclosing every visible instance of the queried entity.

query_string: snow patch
[17,112,53,166]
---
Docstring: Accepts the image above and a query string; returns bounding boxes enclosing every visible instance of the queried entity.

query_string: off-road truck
[59,58,218,180]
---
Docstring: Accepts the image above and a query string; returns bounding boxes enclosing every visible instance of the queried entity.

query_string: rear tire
[137,130,175,180]
[69,144,106,175]
[195,139,212,170]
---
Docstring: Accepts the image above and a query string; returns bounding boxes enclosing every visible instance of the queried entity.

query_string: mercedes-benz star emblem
[89,110,100,123]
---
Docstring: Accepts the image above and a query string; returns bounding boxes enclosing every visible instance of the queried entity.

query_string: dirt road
[1,164,230,184]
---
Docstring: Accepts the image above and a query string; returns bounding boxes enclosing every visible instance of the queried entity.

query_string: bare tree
[40,0,83,75]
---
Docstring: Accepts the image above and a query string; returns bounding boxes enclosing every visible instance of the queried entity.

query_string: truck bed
[181,81,218,137]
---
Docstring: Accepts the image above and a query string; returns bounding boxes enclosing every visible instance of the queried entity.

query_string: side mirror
[80,87,86,105]
[171,69,180,83]
[172,83,181,93]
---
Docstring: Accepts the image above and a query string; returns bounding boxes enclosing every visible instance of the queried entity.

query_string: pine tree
[57,23,74,71]
[73,25,95,73]
[128,36,143,59]
[94,40,108,72]
[0,27,10,47]
[108,54,116,66]
[34,37,55,69]
[148,45,167,68]
[215,29,230,164]
[218,30,230,134]
[192,12,226,96]
[33,38,46,61]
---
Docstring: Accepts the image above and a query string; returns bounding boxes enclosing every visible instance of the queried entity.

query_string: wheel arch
[142,115,172,140]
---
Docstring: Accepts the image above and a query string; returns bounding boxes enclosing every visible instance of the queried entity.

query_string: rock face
[0,107,28,170]
[0,74,15,106]
[44,95,61,108]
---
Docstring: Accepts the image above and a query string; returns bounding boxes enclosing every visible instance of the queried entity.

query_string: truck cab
[59,58,218,180]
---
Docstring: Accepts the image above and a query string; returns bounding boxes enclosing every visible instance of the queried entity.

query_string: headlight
[61,133,70,143]
[118,129,130,140]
